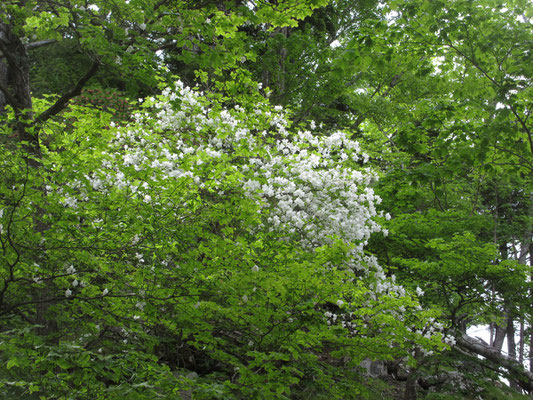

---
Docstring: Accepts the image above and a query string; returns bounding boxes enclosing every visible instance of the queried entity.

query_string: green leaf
[6,359,19,369]
[56,358,72,370]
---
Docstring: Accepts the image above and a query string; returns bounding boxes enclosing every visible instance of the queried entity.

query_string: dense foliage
[0,0,531,399]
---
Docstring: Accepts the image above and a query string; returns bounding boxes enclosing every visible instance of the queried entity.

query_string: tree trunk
[0,22,38,156]
[493,323,506,352]
[403,374,417,400]
[403,348,420,400]
[519,316,525,365]
[1,21,54,335]
[0,59,7,113]
[507,316,517,360]
[506,315,521,391]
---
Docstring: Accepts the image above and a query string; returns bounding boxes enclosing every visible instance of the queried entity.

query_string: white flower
[66,265,76,274]
[444,336,456,346]
[72,279,79,287]
[62,196,77,208]
[336,299,344,307]
[251,265,260,272]
[102,288,109,296]
[131,234,141,245]
[242,295,248,303]
[65,289,72,298]
[139,23,146,30]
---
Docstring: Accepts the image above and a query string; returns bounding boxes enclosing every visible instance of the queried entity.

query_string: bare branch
[33,60,100,125]
[25,39,57,51]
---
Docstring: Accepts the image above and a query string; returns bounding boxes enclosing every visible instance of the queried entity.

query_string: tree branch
[25,39,57,51]
[508,105,533,157]
[33,60,100,125]
[457,333,533,392]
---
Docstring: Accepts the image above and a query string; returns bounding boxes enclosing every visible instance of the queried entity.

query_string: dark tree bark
[0,22,37,154]
[0,21,99,158]
[403,374,417,400]
[0,59,7,113]
[506,314,521,391]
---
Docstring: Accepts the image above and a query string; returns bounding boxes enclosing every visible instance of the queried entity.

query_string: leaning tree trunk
[458,333,533,393]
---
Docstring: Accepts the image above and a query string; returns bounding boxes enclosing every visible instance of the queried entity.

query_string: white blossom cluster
[52,81,385,256]
[323,299,452,354]
[123,84,400,281]
[134,82,390,261]
[243,129,385,253]
[47,81,423,313]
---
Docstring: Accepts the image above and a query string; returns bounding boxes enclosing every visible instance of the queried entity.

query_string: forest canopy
[0,0,532,399]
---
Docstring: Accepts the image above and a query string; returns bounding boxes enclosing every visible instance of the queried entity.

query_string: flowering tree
[0,81,446,398]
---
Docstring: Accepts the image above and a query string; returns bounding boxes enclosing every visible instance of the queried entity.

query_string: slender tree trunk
[490,188,504,352]
[528,241,533,372]
[519,316,525,365]
[503,308,514,361]
[528,192,533,374]
[493,324,506,352]
[492,242,511,356]
[277,27,289,96]
[507,314,521,391]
